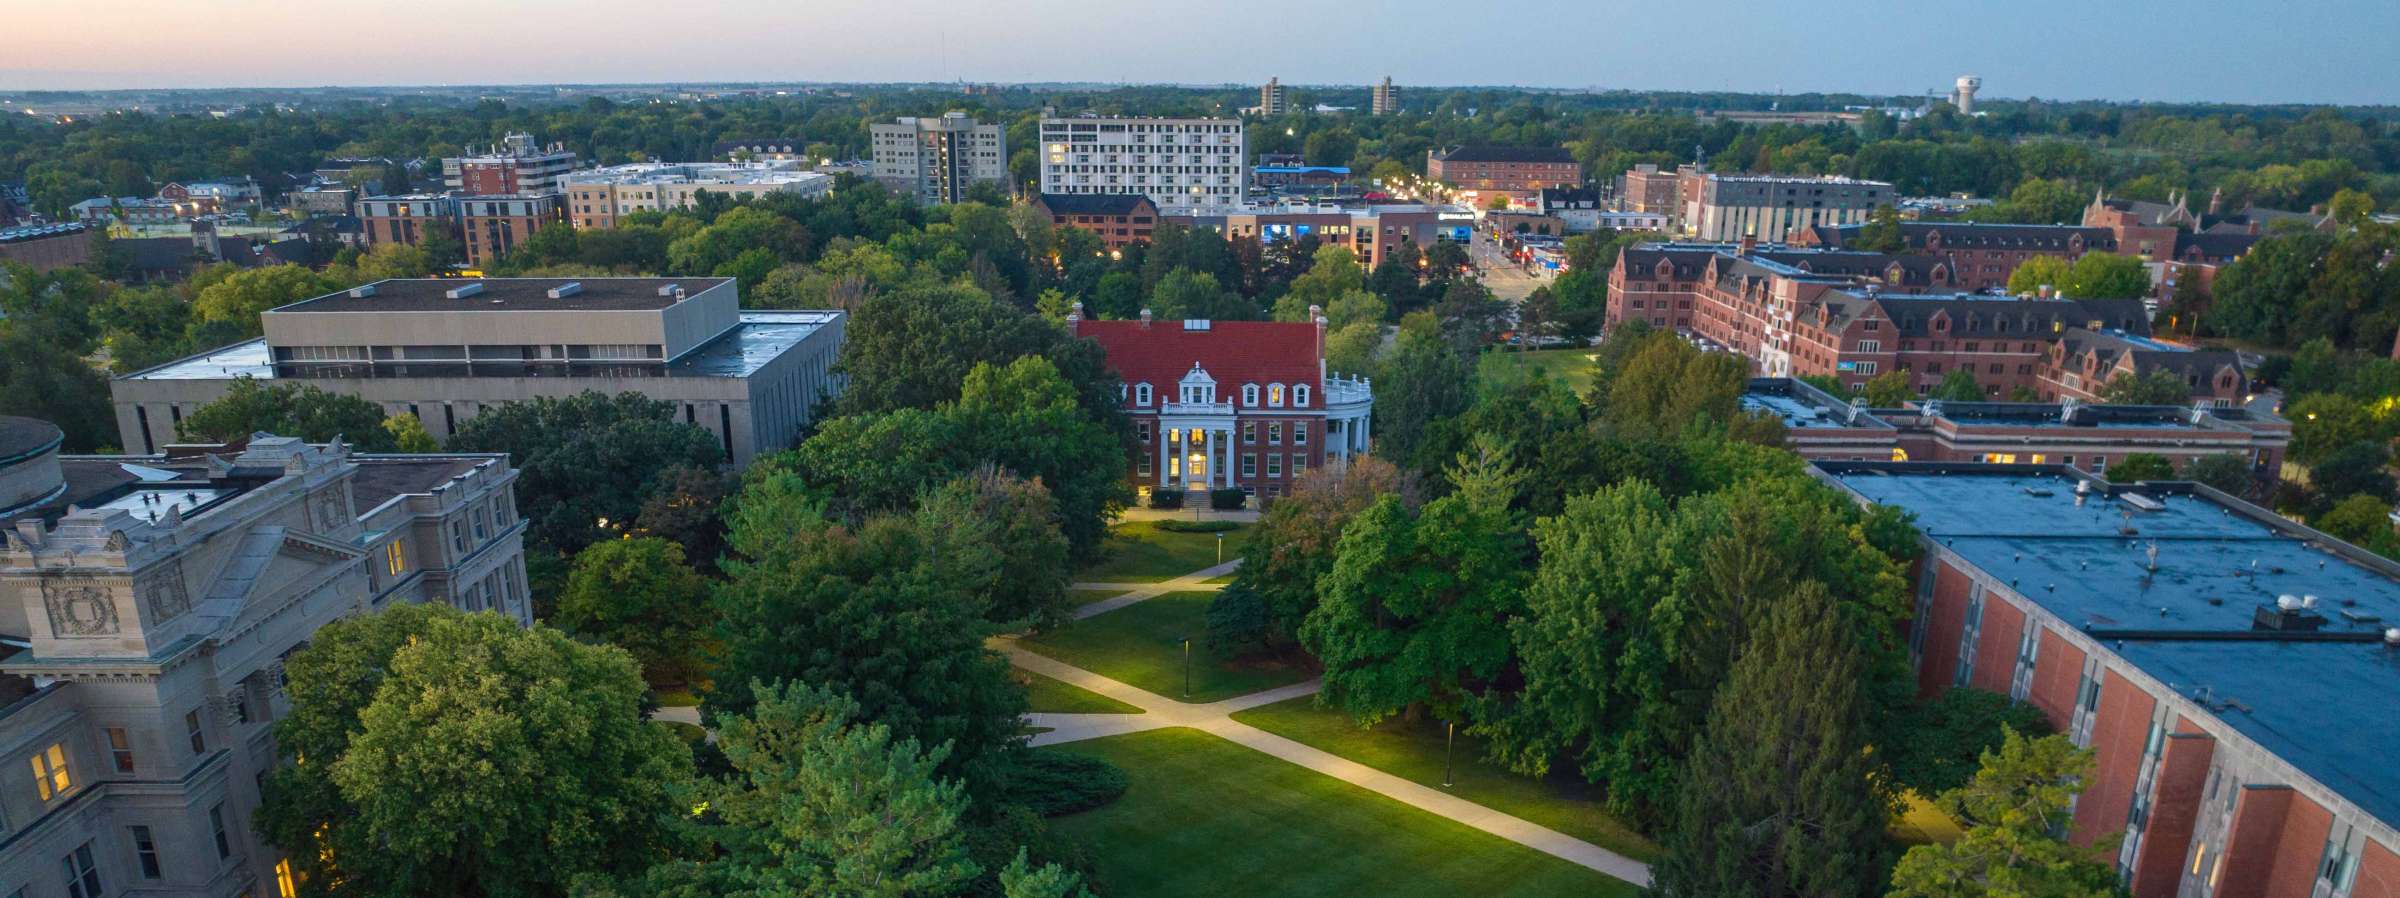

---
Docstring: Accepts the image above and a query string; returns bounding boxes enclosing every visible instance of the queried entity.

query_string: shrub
[1156,519,1240,533]
[1883,687,2054,797]
[991,749,1130,816]
[1205,584,1271,654]
[1209,487,1248,510]
[1148,488,1185,509]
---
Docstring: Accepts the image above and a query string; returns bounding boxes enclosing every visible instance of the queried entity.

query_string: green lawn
[1049,728,1637,898]
[1017,669,1144,715]
[1075,521,1240,583]
[653,686,701,708]
[1481,347,1599,395]
[1018,591,1314,703]
[1230,696,1659,862]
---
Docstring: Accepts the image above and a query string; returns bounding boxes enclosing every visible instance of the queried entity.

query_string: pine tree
[1651,581,1890,898]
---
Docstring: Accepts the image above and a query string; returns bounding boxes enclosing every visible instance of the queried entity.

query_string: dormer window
[1134,383,1152,406]
[1268,384,1286,407]
[1178,364,1217,404]
[1294,385,1311,407]
[1243,384,1260,407]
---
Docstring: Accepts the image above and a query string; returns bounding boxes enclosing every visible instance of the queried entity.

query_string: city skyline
[6,0,2398,105]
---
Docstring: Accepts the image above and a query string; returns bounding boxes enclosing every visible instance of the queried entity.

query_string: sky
[5,0,2396,106]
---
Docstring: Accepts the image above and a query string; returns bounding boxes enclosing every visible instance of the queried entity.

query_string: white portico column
[1357,414,1371,454]
[1158,427,1173,488]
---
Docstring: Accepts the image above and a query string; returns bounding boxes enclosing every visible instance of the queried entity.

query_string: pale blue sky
[6,0,2394,105]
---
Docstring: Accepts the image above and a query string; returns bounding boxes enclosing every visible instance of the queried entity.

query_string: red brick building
[455,193,564,268]
[1825,465,2400,898]
[1798,222,2120,292]
[1069,310,1373,502]
[358,194,457,253]
[1426,145,1579,209]
[1606,242,2242,404]
[1034,193,1158,250]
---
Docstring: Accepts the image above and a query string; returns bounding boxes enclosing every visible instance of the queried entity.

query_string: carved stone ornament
[43,581,121,636]
[139,562,191,622]
[313,488,348,532]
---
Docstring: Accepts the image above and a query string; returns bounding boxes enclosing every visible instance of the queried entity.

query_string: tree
[1861,370,1918,407]
[1372,319,1478,472]
[832,282,1125,440]
[557,537,714,686]
[257,604,690,898]
[178,378,401,451]
[2005,255,2073,296]
[2187,453,2255,497]
[0,327,117,451]
[2315,494,2396,549]
[1600,329,1749,439]
[1929,369,1985,401]
[447,391,723,557]
[1302,436,1527,725]
[381,413,438,452]
[190,264,338,334]
[2106,453,2175,483]
[1148,267,1253,321]
[707,472,1026,777]
[1650,582,1889,897]
[923,468,1074,629]
[1884,688,2055,799]
[2063,252,2152,300]
[1232,456,1420,642]
[2095,369,2191,405]
[2287,393,2380,464]
[2309,441,2396,507]
[633,465,740,575]
[1887,732,2120,898]
[1851,204,1906,253]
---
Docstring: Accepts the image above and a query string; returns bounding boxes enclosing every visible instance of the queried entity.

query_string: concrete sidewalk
[1001,639,1653,887]
[1068,558,1242,618]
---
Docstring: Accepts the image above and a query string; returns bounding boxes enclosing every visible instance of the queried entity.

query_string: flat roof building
[1426,145,1580,210]
[1038,113,1247,212]
[442,132,578,195]
[559,162,832,230]
[868,113,1007,205]
[1817,463,2400,897]
[0,417,527,898]
[1680,171,1893,242]
[110,278,845,465]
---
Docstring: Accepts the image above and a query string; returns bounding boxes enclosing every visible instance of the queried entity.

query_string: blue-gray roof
[1828,467,2400,830]
[122,311,842,382]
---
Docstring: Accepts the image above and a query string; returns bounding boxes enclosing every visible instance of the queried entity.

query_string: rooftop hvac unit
[656,283,681,297]
[546,282,583,299]
[347,284,378,298]
[445,282,485,300]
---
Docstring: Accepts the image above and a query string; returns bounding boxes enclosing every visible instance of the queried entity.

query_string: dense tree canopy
[447,391,722,557]
[177,377,401,450]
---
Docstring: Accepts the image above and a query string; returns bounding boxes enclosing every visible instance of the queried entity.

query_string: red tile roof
[1073,319,1323,408]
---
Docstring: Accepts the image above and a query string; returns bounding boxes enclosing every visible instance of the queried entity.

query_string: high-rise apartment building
[868,113,1008,205]
[1258,78,1289,116]
[1371,77,1398,116]
[1678,172,1893,242]
[1037,113,1247,212]
[455,193,564,268]
[441,133,579,195]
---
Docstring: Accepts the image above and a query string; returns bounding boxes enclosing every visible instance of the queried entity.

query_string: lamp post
[1442,720,1457,788]
[1216,532,1224,565]
[1181,636,1193,699]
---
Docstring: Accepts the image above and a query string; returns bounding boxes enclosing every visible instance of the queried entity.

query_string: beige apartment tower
[868,112,1008,205]
[1372,77,1398,115]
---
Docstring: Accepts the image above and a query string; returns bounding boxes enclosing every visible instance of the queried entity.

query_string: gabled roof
[1036,193,1157,216]
[1073,320,1324,402]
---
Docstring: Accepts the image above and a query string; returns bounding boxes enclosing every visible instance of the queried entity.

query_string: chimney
[1312,305,1328,376]
[2037,284,2054,299]
[1066,301,1084,334]
[1738,228,1757,256]
[1139,308,1153,329]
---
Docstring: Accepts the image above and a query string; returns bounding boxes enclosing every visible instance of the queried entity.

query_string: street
[1468,230,1546,304]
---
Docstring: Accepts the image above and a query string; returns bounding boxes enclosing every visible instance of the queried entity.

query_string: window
[1268,384,1286,407]
[210,803,233,859]
[1294,385,1311,407]
[1242,384,1259,406]
[1291,457,1308,479]
[131,826,161,879]
[1854,361,1879,375]
[472,506,489,540]
[2011,620,2041,702]
[1137,455,1152,477]
[1241,453,1257,477]
[1134,383,1152,406]
[1266,454,1283,478]
[1293,423,1308,445]
[1242,422,1256,444]
[63,842,102,898]
[385,541,406,577]
[1856,339,1882,353]
[186,709,206,754]
[277,860,300,898]
[449,521,467,554]
[1268,423,1283,445]
[1954,584,1985,687]
[30,743,72,800]
[105,727,134,773]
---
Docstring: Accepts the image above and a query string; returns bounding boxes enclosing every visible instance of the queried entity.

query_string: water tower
[1954,75,1982,115]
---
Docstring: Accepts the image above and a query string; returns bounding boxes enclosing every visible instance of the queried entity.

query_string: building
[70,197,211,226]
[1590,210,1671,233]
[111,278,846,466]
[714,139,811,162]
[1169,201,1459,268]
[0,415,527,898]
[1817,463,2400,897]
[454,193,564,268]
[559,162,832,230]
[1616,163,1685,220]
[286,182,359,216]
[1425,145,1580,209]
[1679,171,1893,242]
[1252,160,1351,191]
[1068,310,1372,502]
[1037,112,1247,212]
[1258,78,1289,117]
[1799,221,2121,292]
[441,133,578,195]
[1371,77,1398,116]
[1605,241,2243,403]
[1033,194,1159,250]
[867,113,1007,205]
[1747,377,2287,479]
[311,157,395,185]
[0,222,96,272]
[357,194,457,252]
[162,180,260,208]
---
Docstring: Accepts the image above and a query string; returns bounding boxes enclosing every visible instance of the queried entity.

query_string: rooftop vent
[546,282,583,299]
[347,284,378,298]
[2253,595,2329,632]
[445,282,485,300]
[656,283,682,298]
[2121,493,2166,512]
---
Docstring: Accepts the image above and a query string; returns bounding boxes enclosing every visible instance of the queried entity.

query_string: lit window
[1268,384,1286,407]
[30,743,72,800]
[277,860,299,898]
[385,541,407,577]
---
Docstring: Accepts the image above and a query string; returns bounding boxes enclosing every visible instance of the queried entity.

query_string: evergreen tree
[1651,581,1890,898]
[1886,732,2120,898]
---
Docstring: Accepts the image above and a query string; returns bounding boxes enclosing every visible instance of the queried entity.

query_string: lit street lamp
[1216,532,1225,564]
[1181,636,1193,698]
[1442,720,1457,788]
